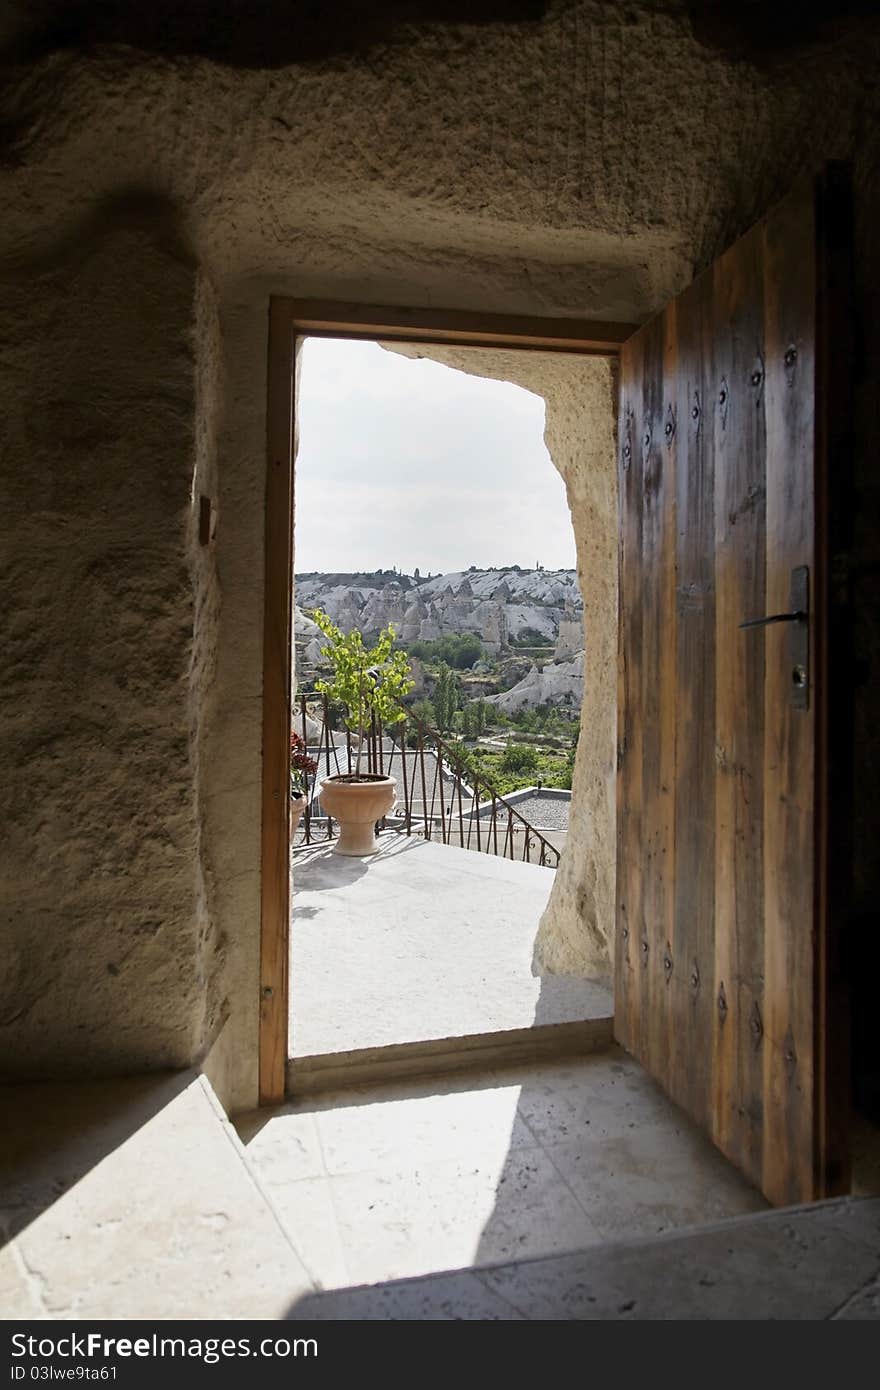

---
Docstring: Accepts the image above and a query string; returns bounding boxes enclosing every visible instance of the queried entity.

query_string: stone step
[288,1195,880,1321]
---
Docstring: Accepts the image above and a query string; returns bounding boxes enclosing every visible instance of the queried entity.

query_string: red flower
[290,731,318,796]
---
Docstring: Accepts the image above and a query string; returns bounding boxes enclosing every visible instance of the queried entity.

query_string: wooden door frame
[259,297,637,1102]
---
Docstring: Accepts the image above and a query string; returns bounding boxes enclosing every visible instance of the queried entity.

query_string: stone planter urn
[319,774,396,856]
[290,793,307,838]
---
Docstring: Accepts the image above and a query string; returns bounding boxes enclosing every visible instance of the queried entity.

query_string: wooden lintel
[281,298,637,355]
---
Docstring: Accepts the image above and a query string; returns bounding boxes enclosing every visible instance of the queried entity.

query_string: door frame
[260,297,638,1102]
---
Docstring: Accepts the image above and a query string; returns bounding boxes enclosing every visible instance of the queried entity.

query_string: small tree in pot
[312,609,413,855]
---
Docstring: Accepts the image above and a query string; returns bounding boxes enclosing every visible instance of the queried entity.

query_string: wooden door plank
[616,329,646,1058]
[813,164,854,1197]
[711,221,768,1181]
[761,181,817,1205]
[656,302,680,1088]
[637,312,674,1084]
[671,266,715,1132]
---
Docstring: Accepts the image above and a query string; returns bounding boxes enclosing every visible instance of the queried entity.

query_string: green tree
[312,609,413,774]
[515,707,538,733]
[410,698,435,727]
[448,632,484,669]
[461,698,489,739]
[450,740,476,784]
[432,663,460,731]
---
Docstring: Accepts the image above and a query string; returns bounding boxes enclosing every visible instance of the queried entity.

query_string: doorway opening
[286,334,617,1091]
[250,302,769,1288]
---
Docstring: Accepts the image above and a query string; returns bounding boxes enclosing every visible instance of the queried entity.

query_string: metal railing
[293,691,560,868]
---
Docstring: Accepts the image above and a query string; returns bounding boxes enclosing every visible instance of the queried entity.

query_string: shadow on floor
[0,1069,194,1247]
[294,832,434,879]
[259,971,767,1317]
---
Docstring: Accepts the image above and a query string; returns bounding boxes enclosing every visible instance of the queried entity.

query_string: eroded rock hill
[295,567,583,657]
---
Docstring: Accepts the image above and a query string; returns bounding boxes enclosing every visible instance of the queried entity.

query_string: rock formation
[554,600,585,662]
[485,653,584,715]
[295,567,581,658]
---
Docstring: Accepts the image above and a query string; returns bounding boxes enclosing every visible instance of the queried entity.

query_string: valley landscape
[294,566,585,793]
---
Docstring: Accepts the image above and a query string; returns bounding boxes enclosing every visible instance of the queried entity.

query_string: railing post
[437,751,447,845]
[323,692,334,840]
[400,716,412,833]
[374,713,387,832]
[418,725,430,843]
[427,745,441,841]
[301,691,312,845]
[455,759,465,851]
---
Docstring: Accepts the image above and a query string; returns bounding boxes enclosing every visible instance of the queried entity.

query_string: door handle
[739,610,806,629]
[739,565,809,711]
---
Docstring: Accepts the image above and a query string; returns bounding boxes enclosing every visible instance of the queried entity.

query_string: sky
[293,337,576,576]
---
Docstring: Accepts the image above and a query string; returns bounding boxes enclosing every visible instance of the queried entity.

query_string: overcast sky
[294,338,576,576]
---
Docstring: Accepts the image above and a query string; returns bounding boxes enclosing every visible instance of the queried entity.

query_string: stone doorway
[273,317,623,1096]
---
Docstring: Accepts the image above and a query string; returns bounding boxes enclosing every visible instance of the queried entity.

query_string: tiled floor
[289,835,611,1057]
[237,1047,766,1289]
[4,1063,874,1320]
[1,1073,314,1319]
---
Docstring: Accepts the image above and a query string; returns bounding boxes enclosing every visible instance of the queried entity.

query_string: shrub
[500,744,539,775]
[407,632,484,669]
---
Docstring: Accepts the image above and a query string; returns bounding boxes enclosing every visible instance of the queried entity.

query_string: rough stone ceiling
[0,2,550,67]
[1,0,879,316]
[2,1,876,67]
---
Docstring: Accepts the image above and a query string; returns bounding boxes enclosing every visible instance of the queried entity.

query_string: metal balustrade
[293,691,561,869]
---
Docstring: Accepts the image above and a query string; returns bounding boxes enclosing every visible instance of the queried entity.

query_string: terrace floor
[289,835,612,1066]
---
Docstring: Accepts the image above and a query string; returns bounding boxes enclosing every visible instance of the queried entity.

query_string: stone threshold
[286,1015,613,1097]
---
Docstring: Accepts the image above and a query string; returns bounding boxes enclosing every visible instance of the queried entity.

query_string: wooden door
[615,168,852,1206]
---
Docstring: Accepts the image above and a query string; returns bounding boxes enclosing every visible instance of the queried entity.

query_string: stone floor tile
[236,1107,326,1183]
[312,1079,537,1176]
[261,1177,350,1291]
[327,1146,600,1285]
[547,1125,764,1240]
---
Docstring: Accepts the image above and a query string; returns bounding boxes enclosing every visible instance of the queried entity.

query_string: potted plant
[290,730,318,837]
[312,609,413,855]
